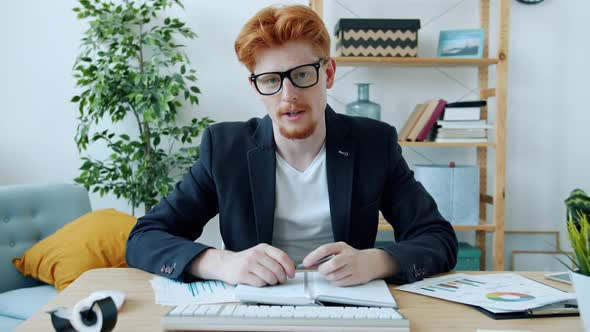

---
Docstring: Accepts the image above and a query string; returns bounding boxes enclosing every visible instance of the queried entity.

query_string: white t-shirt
[272,144,334,263]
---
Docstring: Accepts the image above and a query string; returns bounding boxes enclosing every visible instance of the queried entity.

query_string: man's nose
[280,76,300,101]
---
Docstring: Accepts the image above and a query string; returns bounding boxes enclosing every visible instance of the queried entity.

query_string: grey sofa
[0,183,91,331]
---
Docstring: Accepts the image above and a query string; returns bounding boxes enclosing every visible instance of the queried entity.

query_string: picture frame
[437,29,485,58]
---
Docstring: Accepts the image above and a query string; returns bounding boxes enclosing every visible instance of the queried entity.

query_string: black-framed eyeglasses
[250,58,326,96]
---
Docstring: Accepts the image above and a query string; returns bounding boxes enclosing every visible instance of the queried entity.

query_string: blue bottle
[345,83,381,121]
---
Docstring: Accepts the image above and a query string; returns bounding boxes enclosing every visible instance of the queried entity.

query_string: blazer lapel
[325,106,355,243]
[247,116,276,244]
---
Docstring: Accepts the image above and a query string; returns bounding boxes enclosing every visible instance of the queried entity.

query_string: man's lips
[280,109,306,121]
[282,110,305,116]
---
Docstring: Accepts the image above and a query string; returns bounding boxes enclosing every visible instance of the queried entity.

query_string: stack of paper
[396,273,576,312]
[150,276,237,305]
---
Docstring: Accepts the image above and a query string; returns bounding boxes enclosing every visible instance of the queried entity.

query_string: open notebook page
[310,272,398,308]
[234,273,315,305]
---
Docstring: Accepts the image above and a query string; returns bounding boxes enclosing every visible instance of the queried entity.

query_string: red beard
[276,103,317,140]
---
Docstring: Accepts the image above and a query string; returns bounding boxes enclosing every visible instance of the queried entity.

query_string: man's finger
[322,265,352,282]
[250,263,279,285]
[264,246,296,278]
[317,255,346,275]
[302,242,343,267]
[330,274,358,287]
[245,272,267,287]
[258,255,288,283]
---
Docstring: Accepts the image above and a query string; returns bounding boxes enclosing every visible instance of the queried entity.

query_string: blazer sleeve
[126,126,219,282]
[379,126,458,284]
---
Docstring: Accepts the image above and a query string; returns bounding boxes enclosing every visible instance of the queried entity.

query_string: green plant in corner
[558,189,590,276]
[566,213,590,276]
[71,0,213,215]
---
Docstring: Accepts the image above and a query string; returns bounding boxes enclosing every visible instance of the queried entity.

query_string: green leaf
[72,0,214,213]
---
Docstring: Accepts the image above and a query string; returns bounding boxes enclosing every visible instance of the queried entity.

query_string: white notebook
[235,271,397,308]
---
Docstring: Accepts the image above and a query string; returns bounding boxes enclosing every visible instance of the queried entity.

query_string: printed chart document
[150,276,236,305]
[235,271,398,307]
[396,273,576,312]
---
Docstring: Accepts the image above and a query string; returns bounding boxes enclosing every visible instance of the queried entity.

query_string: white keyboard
[161,304,409,331]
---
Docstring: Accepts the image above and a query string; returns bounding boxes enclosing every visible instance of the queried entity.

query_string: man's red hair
[234,5,330,73]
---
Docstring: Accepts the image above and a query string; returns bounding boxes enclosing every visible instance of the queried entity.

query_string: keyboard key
[163,304,409,332]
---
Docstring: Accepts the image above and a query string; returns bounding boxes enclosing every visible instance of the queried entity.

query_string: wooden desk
[15,268,583,332]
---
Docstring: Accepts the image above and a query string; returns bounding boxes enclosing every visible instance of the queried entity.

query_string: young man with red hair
[127,5,457,287]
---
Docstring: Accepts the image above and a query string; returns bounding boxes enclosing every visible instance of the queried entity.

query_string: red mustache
[276,104,311,116]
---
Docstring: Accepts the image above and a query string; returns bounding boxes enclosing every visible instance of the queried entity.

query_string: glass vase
[345,83,381,121]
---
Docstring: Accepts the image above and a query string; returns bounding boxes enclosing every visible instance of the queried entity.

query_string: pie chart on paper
[486,292,535,302]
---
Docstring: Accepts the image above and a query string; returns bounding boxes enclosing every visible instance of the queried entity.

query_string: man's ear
[325,58,337,89]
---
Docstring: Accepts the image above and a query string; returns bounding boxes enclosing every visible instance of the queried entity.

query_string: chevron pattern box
[334,19,420,57]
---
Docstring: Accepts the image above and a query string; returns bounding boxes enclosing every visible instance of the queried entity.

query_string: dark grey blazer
[126,105,458,284]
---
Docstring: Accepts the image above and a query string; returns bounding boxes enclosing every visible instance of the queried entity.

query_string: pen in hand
[295,254,336,269]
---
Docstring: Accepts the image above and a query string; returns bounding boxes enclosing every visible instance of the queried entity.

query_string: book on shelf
[441,107,481,121]
[406,99,438,141]
[416,99,447,141]
[434,138,488,143]
[407,99,446,141]
[398,99,490,142]
[437,120,493,129]
[398,103,427,141]
[437,128,487,139]
[442,100,486,121]
[235,271,398,308]
[445,100,486,108]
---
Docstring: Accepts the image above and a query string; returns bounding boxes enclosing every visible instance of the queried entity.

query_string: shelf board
[378,220,496,232]
[399,141,495,148]
[334,56,498,68]
[454,224,496,232]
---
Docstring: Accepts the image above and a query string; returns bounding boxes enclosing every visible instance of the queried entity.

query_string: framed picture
[437,29,485,58]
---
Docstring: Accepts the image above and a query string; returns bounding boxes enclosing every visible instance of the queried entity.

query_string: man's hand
[191,244,296,287]
[302,242,399,287]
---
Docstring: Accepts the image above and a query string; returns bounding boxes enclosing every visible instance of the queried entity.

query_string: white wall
[1,0,588,268]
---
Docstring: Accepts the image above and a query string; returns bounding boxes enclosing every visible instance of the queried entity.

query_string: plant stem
[130,104,143,137]
[138,23,151,161]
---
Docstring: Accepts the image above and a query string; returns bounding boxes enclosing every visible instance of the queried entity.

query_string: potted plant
[71,0,213,215]
[564,189,590,331]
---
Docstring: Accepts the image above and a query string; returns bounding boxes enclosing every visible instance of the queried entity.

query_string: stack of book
[398,100,491,143]
[435,101,491,143]
[398,99,446,142]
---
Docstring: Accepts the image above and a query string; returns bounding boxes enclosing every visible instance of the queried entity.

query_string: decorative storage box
[334,18,421,57]
[455,242,482,271]
[414,164,479,226]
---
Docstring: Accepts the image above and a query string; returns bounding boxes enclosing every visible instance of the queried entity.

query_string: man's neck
[274,123,326,173]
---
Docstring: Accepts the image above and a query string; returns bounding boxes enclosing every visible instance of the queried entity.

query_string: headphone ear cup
[515,0,545,4]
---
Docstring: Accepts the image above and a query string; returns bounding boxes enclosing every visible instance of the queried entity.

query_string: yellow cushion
[12,209,136,291]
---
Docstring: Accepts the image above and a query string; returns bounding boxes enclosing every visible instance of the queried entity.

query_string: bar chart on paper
[150,276,236,305]
[419,277,486,293]
[396,273,575,311]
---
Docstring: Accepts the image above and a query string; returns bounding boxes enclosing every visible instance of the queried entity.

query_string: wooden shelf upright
[309,0,510,271]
